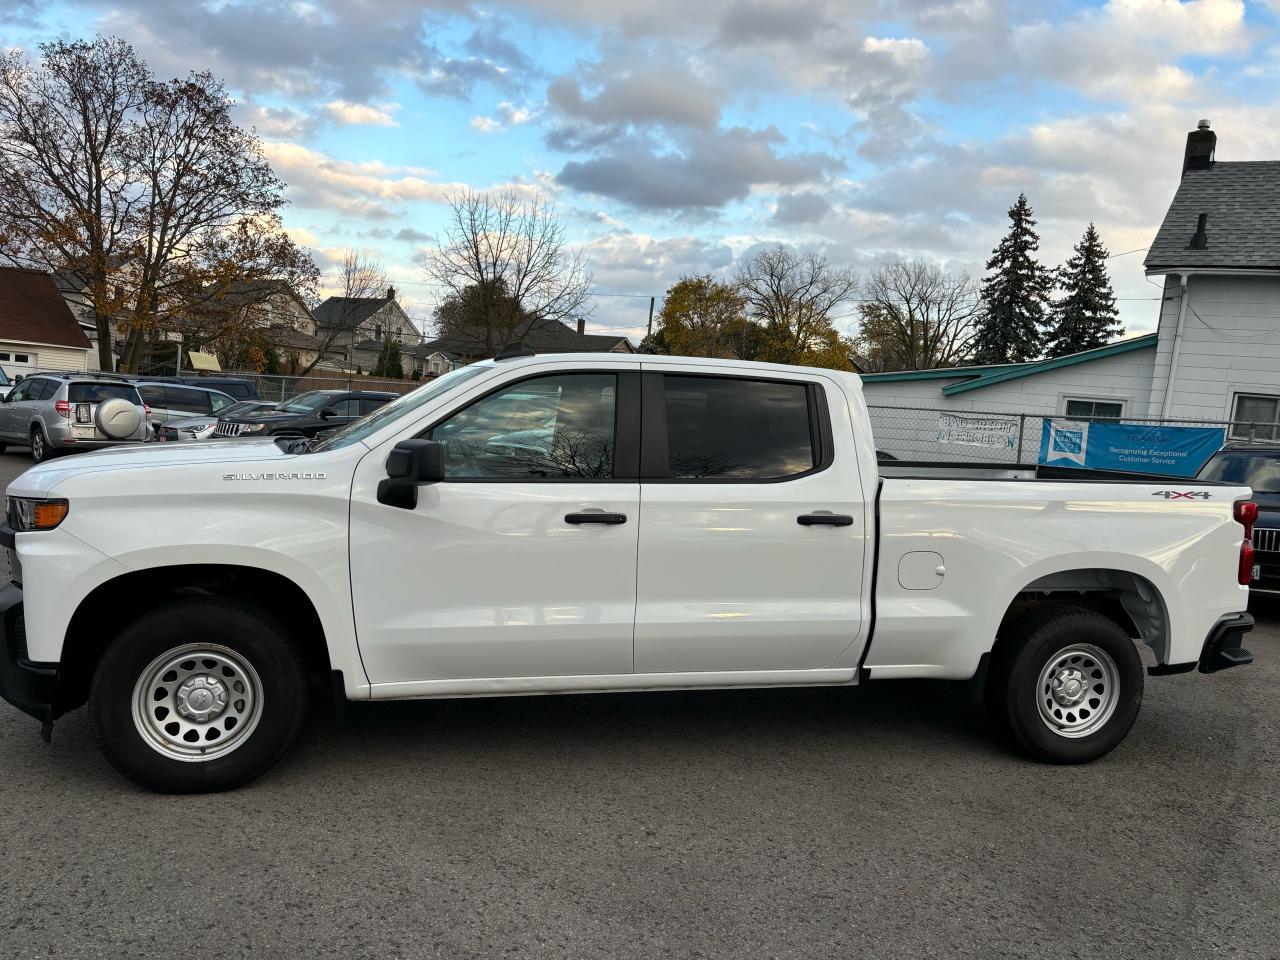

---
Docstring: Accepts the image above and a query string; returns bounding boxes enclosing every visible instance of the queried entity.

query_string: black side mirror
[319,407,338,419]
[377,439,445,508]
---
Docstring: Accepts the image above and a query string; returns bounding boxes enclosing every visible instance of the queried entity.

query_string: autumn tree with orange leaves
[0,37,315,371]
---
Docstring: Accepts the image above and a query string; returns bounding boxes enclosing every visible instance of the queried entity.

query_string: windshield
[310,364,489,452]
[278,391,339,414]
[1197,452,1280,493]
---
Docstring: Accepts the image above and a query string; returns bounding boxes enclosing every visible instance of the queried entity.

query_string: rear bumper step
[1198,613,1255,674]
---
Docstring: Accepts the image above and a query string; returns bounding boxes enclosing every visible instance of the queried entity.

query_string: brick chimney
[576,318,585,336]
[386,285,396,300]
[1182,119,1216,177]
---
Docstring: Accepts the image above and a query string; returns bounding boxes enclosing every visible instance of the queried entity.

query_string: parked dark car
[124,374,260,401]
[213,389,396,439]
[1197,443,1280,592]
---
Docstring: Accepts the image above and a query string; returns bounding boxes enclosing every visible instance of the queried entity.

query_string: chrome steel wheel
[131,644,264,761]
[1036,643,1120,739]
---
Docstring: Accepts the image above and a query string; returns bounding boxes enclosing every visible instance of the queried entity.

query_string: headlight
[191,423,214,432]
[6,497,69,531]
[241,423,267,434]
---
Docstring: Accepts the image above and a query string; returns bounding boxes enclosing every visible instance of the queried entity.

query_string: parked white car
[0,353,1257,792]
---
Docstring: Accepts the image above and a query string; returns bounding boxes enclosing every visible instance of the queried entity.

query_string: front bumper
[0,581,60,723]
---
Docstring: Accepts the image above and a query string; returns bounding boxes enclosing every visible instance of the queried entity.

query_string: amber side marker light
[32,500,69,530]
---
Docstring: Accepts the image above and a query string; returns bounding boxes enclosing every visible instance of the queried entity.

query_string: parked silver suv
[0,373,151,461]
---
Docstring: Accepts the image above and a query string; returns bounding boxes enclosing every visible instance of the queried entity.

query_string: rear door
[633,367,869,674]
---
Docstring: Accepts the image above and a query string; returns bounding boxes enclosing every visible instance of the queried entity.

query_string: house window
[1231,393,1280,441]
[1063,398,1124,420]
[375,323,383,339]
[0,352,27,363]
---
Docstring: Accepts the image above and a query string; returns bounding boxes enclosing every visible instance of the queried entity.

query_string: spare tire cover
[95,397,143,439]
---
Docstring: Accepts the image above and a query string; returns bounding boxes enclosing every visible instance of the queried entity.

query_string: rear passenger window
[26,379,53,400]
[164,387,206,413]
[662,376,816,480]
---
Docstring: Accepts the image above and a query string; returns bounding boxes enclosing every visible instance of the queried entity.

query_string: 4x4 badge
[1151,490,1211,500]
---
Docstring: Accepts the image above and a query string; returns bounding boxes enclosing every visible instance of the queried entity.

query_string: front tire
[89,598,308,792]
[992,606,1144,764]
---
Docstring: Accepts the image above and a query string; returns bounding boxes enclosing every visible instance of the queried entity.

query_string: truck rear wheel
[89,598,308,792]
[991,606,1144,764]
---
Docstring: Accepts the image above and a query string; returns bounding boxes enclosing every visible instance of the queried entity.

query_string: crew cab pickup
[0,353,1256,792]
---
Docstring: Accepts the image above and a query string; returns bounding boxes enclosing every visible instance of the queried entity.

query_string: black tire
[991,606,1144,764]
[89,598,308,793]
[30,425,52,462]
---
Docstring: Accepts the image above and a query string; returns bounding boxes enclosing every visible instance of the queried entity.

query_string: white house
[0,267,93,377]
[859,119,1280,459]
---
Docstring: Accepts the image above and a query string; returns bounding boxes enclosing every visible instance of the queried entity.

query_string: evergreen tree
[1043,223,1122,358]
[973,193,1053,364]
[372,337,403,378]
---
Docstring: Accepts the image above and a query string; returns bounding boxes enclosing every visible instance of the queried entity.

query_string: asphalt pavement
[0,448,1276,960]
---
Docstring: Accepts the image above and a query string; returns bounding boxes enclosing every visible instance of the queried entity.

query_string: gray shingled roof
[1145,161,1280,271]
[313,295,393,328]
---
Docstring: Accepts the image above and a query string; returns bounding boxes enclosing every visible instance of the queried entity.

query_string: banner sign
[1038,419,1225,477]
[937,412,1019,449]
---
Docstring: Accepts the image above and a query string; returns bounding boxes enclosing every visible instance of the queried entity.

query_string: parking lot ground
[0,449,1277,959]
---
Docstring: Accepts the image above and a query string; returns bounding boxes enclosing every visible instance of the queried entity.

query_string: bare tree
[0,37,315,372]
[422,189,592,356]
[302,251,387,375]
[852,259,980,372]
[735,245,858,368]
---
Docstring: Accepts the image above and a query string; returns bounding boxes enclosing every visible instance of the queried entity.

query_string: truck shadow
[294,677,1009,773]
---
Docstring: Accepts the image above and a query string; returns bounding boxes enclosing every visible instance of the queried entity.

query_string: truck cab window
[662,376,815,480]
[430,373,617,480]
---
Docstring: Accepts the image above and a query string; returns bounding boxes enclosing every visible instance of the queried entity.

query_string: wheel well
[992,569,1170,668]
[58,564,330,714]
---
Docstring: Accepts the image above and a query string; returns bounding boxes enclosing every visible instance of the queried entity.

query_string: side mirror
[377,439,445,508]
[319,407,338,419]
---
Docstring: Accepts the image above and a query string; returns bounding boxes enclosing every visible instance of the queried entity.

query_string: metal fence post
[1016,415,1026,465]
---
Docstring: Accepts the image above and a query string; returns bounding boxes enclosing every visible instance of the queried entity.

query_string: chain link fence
[867,404,1271,466]
[209,370,421,402]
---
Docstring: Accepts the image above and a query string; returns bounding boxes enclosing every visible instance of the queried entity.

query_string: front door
[633,369,869,674]
[349,369,640,684]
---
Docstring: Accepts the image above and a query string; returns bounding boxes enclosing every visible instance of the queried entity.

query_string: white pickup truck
[0,352,1257,792]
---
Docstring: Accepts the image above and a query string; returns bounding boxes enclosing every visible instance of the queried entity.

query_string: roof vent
[1189,212,1209,250]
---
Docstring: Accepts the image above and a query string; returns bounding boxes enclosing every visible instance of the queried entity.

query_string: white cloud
[324,100,400,127]
[1013,0,1249,102]
[470,115,502,133]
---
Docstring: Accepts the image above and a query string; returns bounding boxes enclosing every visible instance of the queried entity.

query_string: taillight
[54,400,71,418]
[1235,500,1258,586]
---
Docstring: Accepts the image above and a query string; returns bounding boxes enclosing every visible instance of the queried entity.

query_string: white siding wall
[861,348,1155,462]
[0,341,90,376]
[1146,274,1280,423]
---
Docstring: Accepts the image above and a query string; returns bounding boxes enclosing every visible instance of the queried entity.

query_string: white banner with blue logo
[1038,419,1225,477]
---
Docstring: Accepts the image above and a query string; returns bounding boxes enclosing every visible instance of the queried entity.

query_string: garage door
[0,350,37,378]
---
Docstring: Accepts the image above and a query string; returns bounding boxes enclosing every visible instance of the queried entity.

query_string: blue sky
[4,0,1280,341]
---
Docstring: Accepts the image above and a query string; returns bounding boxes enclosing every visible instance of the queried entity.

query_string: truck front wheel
[992,606,1144,764]
[89,598,308,792]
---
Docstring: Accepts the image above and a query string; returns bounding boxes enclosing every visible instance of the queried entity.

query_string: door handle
[565,512,627,525]
[797,513,854,526]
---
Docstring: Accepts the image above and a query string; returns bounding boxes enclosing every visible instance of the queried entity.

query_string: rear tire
[992,606,1144,764]
[30,426,52,462]
[89,598,308,792]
